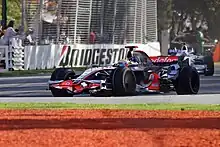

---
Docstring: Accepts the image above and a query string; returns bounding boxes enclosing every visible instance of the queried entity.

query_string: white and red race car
[48,45,200,97]
[128,44,214,76]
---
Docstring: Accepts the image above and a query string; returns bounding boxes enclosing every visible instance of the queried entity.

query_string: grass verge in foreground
[0,103,220,111]
[0,67,86,77]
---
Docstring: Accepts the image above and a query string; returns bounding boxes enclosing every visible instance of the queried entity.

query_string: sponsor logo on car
[150,56,178,63]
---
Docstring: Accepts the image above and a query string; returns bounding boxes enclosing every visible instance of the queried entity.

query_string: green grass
[0,67,86,77]
[0,69,54,77]
[0,103,220,111]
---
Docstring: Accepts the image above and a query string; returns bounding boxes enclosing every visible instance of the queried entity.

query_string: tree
[159,0,220,40]
[157,0,173,31]
[0,0,21,28]
[202,0,220,39]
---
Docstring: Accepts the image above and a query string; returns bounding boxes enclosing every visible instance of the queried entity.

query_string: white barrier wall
[0,46,9,72]
[0,37,26,72]
[125,42,161,56]
[24,45,58,70]
[24,42,161,70]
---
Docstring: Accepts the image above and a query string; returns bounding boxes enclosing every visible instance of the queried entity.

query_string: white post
[123,0,128,44]
[133,0,138,43]
[56,0,62,44]
[100,0,105,40]
[87,0,93,44]
[38,0,44,44]
[5,46,9,71]
[161,30,169,56]
[21,0,26,30]
[74,0,79,44]
[140,0,144,44]
[112,0,118,44]
[144,0,147,43]
[155,0,158,41]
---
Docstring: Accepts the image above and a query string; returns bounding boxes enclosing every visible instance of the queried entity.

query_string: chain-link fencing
[24,0,157,45]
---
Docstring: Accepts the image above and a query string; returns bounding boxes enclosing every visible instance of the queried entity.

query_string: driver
[127,47,133,59]
[175,43,188,57]
[126,48,139,63]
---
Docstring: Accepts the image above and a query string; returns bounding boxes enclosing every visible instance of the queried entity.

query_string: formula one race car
[169,44,214,76]
[48,46,200,97]
[158,32,215,76]
[151,44,214,76]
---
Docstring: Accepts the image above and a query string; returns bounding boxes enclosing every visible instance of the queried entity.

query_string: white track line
[0,83,47,88]
[0,94,220,104]
[0,76,50,80]
[0,94,218,100]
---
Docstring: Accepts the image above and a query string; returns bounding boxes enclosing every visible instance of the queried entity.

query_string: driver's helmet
[180,45,189,55]
[181,44,188,51]
[187,46,195,54]
[129,56,139,63]
[117,60,129,67]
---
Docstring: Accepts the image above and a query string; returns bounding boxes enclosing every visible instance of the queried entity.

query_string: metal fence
[24,0,157,45]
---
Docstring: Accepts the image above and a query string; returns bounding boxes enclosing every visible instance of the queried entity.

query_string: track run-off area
[0,66,219,147]
[0,65,220,104]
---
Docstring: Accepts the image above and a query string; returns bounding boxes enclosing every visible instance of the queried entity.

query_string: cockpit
[125,46,153,66]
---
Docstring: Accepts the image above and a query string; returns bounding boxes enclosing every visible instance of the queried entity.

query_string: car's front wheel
[204,55,214,76]
[175,66,200,95]
[50,68,75,97]
[112,67,136,96]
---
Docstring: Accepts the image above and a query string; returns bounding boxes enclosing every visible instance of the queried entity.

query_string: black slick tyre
[204,56,214,76]
[112,67,136,96]
[50,68,75,97]
[50,68,76,81]
[175,66,200,95]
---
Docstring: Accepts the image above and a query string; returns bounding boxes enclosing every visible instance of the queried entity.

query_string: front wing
[48,75,165,96]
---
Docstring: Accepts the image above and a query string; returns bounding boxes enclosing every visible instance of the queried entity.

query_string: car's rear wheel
[175,66,200,95]
[50,68,75,97]
[112,67,136,96]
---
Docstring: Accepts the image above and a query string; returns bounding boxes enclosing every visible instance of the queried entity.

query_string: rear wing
[125,45,139,50]
[125,45,178,66]
[150,56,178,66]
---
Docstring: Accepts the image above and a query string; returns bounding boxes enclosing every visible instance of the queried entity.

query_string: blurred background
[0,0,158,45]
[0,0,219,46]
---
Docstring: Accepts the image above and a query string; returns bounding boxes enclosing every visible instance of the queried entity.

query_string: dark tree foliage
[0,0,21,27]
[157,0,172,31]
[157,0,220,40]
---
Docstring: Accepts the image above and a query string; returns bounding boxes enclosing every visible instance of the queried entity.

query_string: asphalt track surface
[0,66,220,104]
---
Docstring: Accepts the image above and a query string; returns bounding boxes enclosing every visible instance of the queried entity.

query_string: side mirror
[148,70,153,73]
[95,72,101,76]
[95,72,107,77]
